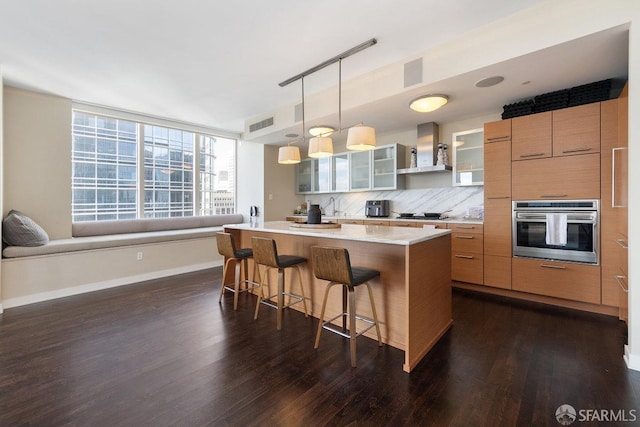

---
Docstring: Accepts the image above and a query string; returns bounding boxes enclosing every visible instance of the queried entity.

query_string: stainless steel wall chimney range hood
[397,122,452,174]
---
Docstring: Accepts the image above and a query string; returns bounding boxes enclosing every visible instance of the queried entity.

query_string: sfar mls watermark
[556,404,638,425]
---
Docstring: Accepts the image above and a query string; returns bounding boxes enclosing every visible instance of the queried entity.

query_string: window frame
[71,104,239,222]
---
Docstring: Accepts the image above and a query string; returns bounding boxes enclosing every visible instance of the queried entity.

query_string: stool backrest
[311,246,353,285]
[251,236,280,268]
[216,232,237,258]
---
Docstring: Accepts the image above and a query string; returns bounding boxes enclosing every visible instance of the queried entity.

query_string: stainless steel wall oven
[512,200,599,264]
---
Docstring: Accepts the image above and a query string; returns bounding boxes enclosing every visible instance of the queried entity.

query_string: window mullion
[137,123,145,219]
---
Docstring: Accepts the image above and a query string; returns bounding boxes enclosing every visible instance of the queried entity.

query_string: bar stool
[252,236,309,330]
[311,245,383,367]
[216,232,259,310]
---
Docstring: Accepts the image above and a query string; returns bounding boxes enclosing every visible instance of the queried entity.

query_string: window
[72,111,236,222]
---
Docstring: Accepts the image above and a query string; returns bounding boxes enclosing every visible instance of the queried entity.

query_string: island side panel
[404,233,452,373]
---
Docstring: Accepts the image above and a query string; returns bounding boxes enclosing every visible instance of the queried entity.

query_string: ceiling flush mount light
[475,75,504,88]
[346,124,376,151]
[309,126,335,137]
[409,94,449,113]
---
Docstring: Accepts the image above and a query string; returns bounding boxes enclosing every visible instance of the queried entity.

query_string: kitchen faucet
[324,196,337,216]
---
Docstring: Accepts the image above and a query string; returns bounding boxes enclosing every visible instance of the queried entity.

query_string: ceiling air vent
[249,117,274,133]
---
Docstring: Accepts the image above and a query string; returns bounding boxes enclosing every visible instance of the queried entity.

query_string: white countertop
[287,214,483,225]
[226,221,451,246]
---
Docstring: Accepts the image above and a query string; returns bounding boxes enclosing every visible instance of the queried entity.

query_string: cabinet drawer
[512,257,601,304]
[512,153,600,200]
[451,253,483,284]
[338,219,364,225]
[448,223,483,234]
[553,103,601,157]
[388,221,420,228]
[484,255,511,289]
[452,233,483,253]
[365,220,390,226]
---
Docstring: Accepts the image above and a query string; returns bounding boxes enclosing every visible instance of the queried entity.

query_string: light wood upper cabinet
[512,153,600,200]
[553,103,601,157]
[484,140,511,198]
[484,119,511,143]
[512,112,552,161]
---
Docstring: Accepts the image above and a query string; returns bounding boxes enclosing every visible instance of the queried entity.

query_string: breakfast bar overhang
[224,221,452,373]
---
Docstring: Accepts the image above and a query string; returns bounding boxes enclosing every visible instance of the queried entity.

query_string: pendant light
[278,77,307,165]
[278,39,378,162]
[346,124,376,150]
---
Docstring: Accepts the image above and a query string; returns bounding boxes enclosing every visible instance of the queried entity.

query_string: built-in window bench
[1,215,243,311]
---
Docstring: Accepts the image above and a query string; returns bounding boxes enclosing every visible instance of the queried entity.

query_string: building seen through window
[72,111,236,222]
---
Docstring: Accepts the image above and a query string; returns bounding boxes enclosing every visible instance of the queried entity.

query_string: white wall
[236,139,264,221]
[3,87,72,239]
[0,68,4,312]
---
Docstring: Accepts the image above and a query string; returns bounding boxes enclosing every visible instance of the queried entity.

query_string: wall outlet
[136,251,143,261]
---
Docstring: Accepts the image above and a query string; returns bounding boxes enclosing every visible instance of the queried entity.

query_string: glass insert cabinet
[452,128,484,186]
[296,143,404,194]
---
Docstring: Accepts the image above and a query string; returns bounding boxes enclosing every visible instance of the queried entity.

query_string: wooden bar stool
[311,245,383,367]
[216,232,259,310]
[252,236,309,330]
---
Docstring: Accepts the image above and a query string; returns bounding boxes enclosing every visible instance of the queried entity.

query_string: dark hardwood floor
[1,267,638,426]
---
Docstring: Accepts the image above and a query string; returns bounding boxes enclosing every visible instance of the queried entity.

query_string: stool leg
[242,258,249,289]
[314,281,337,349]
[348,285,357,367]
[277,268,285,330]
[253,265,264,320]
[365,282,383,346]
[219,258,233,304]
[342,285,348,331]
[294,266,309,317]
[233,260,242,310]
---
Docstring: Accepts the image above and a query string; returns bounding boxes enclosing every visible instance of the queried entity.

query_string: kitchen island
[224,221,452,373]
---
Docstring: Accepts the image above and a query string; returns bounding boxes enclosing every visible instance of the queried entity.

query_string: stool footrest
[222,280,260,294]
[260,292,305,310]
[321,312,377,339]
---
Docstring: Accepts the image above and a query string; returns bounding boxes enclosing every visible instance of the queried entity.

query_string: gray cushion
[2,210,49,247]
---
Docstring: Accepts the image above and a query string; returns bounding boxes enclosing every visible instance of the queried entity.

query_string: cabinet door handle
[541,194,568,198]
[615,239,629,249]
[456,226,476,230]
[612,147,628,208]
[455,235,474,239]
[615,275,629,292]
[487,196,510,200]
[540,264,566,270]
[486,135,509,142]
[562,147,592,154]
[519,152,545,158]
[455,255,474,259]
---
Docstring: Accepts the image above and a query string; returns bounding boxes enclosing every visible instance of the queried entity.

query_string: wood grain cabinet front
[512,111,552,161]
[553,103,601,157]
[449,224,483,285]
[512,258,601,304]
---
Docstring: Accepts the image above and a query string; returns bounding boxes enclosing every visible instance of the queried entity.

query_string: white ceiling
[0,1,629,143]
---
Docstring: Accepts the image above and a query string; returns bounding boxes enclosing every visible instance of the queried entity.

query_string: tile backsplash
[302,186,484,219]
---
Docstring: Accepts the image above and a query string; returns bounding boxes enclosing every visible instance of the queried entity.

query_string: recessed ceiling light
[475,76,504,88]
[522,80,531,85]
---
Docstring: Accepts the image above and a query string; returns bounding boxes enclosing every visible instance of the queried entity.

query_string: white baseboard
[624,344,640,371]
[2,260,223,310]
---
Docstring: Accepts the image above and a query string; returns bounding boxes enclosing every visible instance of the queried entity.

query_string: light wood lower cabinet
[338,219,364,225]
[512,258,601,304]
[449,224,483,285]
[512,153,600,200]
[484,255,511,290]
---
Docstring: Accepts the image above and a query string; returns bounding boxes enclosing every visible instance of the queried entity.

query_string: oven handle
[514,212,596,222]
